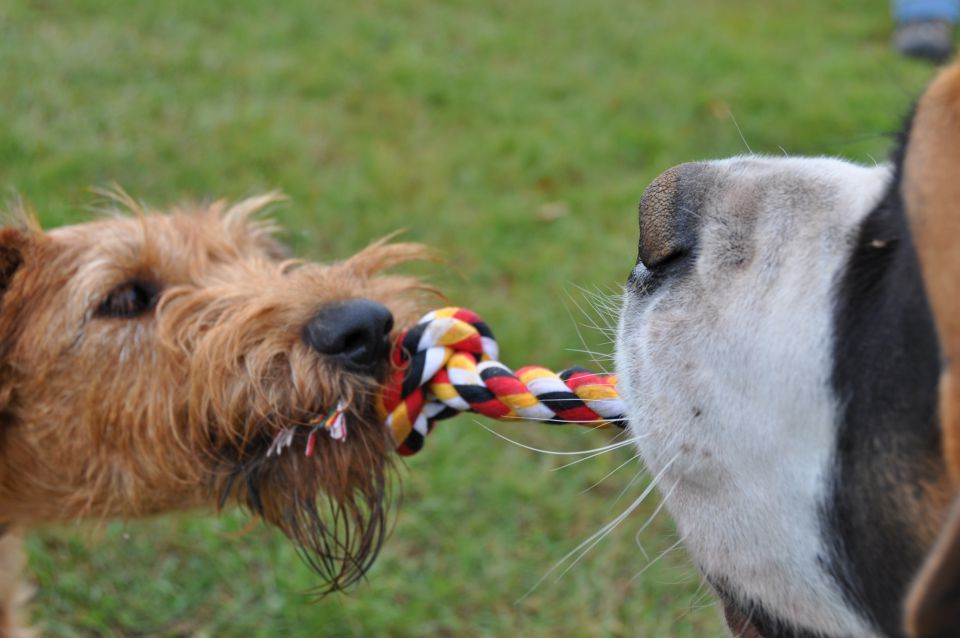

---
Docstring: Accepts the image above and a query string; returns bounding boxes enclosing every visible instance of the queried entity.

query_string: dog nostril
[303,299,394,372]
[637,163,701,270]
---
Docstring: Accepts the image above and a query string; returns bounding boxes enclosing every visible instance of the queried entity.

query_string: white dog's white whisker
[562,289,616,375]
[551,441,640,472]
[727,108,753,154]
[473,420,633,456]
[564,348,615,368]
[495,414,623,428]
[668,578,719,630]
[565,346,615,357]
[611,427,687,509]
[628,536,687,585]
[568,284,622,333]
[634,480,677,551]
[554,453,681,581]
[516,452,680,603]
[577,452,642,495]
[612,467,649,509]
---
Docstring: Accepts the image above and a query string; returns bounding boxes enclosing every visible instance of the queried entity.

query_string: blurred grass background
[0,0,936,636]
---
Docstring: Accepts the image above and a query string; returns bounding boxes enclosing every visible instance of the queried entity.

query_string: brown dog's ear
[903,62,960,638]
[0,226,31,411]
[0,228,27,294]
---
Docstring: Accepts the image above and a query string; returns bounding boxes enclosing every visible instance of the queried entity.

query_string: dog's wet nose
[303,299,394,372]
[638,163,702,270]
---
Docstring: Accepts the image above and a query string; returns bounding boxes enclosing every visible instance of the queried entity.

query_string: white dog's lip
[625,263,651,287]
[625,253,693,301]
[640,247,691,271]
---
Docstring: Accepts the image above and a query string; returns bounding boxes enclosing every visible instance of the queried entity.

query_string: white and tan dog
[615,65,960,637]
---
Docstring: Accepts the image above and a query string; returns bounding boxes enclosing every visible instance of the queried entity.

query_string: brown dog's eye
[96,280,160,319]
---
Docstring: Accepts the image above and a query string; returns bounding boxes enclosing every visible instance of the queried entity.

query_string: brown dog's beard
[212,399,394,593]
[161,264,414,592]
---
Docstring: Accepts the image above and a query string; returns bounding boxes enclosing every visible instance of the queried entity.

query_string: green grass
[0,1,936,635]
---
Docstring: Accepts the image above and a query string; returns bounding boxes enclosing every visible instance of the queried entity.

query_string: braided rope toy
[268,307,626,458]
[380,307,625,455]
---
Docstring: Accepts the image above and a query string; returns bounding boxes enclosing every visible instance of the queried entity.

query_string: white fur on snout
[616,157,891,637]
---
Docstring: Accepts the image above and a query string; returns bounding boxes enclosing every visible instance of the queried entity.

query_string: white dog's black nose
[638,163,702,270]
[303,299,394,372]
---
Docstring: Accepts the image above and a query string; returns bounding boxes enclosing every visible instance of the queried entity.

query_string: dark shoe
[894,19,955,63]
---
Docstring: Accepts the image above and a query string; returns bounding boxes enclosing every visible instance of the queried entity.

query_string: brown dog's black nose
[638,163,702,270]
[303,299,394,372]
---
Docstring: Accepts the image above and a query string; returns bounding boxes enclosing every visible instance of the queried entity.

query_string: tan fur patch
[904,64,960,484]
[903,62,960,637]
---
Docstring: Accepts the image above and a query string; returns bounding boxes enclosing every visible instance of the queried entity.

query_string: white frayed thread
[267,400,349,458]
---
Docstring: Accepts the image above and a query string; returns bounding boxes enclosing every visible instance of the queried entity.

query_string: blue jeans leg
[894,0,960,22]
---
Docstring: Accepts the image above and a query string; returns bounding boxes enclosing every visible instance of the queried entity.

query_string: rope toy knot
[380,307,626,456]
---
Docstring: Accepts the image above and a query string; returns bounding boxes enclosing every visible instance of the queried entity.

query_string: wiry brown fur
[0,193,431,635]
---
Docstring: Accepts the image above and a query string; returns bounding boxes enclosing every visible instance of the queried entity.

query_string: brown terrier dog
[0,193,428,637]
